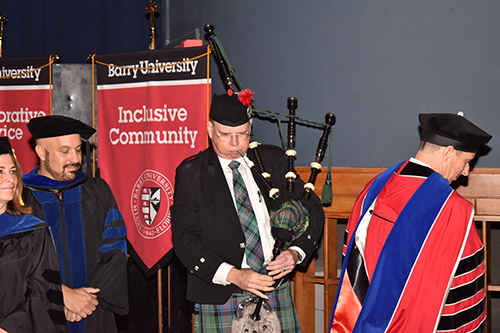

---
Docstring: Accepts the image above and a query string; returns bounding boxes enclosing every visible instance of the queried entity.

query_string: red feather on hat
[237,89,254,107]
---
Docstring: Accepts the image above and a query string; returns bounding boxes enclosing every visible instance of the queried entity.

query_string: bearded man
[22,115,129,333]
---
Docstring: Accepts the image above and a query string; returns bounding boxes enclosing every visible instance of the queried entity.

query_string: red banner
[0,57,51,172]
[96,47,210,271]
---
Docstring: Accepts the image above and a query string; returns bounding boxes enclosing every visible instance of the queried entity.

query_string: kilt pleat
[195,281,301,333]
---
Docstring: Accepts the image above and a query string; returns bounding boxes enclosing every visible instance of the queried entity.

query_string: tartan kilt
[194,280,301,333]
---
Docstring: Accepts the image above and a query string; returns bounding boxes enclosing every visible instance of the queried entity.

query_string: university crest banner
[96,47,210,272]
[0,56,51,171]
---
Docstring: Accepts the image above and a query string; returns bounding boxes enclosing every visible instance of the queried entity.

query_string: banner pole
[0,12,7,58]
[168,266,171,328]
[48,54,60,115]
[156,268,163,333]
[49,56,53,114]
[146,1,159,50]
[158,268,163,332]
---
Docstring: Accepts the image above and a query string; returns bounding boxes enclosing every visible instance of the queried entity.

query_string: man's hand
[64,308,83,323]
[61,284,100,321]
[266,249,299,280]
[226,268,275,299]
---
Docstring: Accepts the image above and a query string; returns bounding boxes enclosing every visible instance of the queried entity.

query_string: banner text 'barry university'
[97,47,210,270]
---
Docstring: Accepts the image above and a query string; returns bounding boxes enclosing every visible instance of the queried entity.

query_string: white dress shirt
[212,156,305,285]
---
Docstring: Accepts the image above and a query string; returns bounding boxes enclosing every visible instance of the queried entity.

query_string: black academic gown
[0,213,66,333]
[22,169,129,333]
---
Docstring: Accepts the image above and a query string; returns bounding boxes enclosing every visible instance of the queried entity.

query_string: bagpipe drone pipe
[205,24,336,331]
[235,99,335,330]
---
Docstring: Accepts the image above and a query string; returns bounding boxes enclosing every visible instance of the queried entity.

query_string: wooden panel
[324,217,338,333]
[475,199,500,216]
[296,167,385,196]
[293,258,316,330]
[455,168,500,197]
[296,167,385,216]
[326,197,357,218]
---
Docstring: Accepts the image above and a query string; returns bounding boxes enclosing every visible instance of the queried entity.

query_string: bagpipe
[205,23,336,332]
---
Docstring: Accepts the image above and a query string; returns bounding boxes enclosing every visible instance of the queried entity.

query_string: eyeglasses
[214,130,252,142]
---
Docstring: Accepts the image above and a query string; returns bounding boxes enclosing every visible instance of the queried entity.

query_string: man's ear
[207,121,214,140]
[442,145,455,162]
[35,145,46,161]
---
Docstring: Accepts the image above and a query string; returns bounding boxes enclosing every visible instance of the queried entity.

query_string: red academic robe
[330,160,485,333]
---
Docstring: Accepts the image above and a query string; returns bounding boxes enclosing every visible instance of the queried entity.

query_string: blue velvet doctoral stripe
[64,188,87,333]
[31,186,88,289]
[0,213,58,251]
[63,185,87,289]
[105,209,123,227]
[102,225,127,240]
[31,190,67,282]
[353,172,452,332]
[100,240,127,254]
[101,209,127,254]
[0,212,46,237]
[68,318,86,333]
[330,162,403,328]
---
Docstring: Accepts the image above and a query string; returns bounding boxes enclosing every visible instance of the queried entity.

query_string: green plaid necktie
[229,160,264,272]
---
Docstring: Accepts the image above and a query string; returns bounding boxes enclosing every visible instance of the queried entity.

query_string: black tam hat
[0,137,13,156]
[27,115,96,140]
[419,113,492,153]
[209,93,252,127]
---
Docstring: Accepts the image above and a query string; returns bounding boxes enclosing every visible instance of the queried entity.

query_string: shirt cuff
[289,246,306,264]
[212,262,235,286]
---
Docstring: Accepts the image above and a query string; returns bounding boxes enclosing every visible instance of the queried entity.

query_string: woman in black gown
[0,137,66,333]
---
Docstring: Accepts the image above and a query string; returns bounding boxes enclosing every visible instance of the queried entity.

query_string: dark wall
[169,1,500,168]
[1,1,157,63]
[1,1,499,168]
